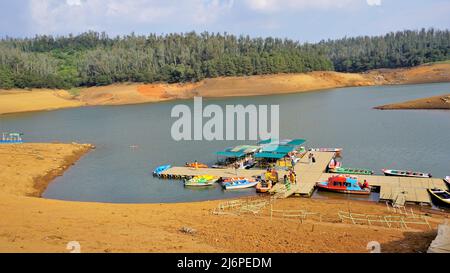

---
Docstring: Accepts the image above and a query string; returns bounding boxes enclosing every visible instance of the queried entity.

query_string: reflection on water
[1,82,449,203]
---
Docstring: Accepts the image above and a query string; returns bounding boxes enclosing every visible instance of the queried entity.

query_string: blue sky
[0,0,449,42]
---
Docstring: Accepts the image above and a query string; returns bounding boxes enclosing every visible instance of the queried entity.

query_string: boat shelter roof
[216,145,260,158]
[258,138,306,146]
[254,152,286,159]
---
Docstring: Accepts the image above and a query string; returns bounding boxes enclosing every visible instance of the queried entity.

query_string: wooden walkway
[266,152,334,198]
[158,151,446,205]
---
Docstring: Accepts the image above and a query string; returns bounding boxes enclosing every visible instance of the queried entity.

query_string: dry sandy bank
[1,63,449,115]
[375,93,450,110]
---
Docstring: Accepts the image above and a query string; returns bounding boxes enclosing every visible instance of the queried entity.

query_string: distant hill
[0,29,448,90]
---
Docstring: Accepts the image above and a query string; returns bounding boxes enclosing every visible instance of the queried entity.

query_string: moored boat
[330,167,374,175]
[310,148,343,153]
[223,178,258,190]
[184,175,219,187]
[316,175,371,195]
[256,180,272,193]
[185,162,208,168]
[428,188,450,207]
[382,169,431,178]
[153,164,171,176]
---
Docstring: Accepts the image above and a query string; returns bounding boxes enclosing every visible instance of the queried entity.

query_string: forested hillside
[0,29,448,89]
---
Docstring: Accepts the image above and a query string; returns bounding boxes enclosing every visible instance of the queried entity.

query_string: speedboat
[222,178,258,190]
[184,175,219,187]
[153,164,171,176]
[382,169,431,178]
[428,188,450,207]
[316,175,371,195]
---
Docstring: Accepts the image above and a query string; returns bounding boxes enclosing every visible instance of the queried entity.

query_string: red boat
[316,175,371,195]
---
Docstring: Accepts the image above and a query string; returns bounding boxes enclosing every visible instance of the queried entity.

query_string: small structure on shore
[0,132,23,144]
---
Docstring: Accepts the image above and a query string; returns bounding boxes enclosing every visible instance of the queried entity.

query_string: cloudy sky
[0,0,449,42]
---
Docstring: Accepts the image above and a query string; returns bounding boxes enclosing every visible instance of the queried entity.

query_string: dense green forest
[0,29,448,89]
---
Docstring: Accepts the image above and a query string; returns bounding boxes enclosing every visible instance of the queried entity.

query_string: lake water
[1,83,449,203]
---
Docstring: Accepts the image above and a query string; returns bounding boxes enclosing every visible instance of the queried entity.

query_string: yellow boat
[184,175,219,187]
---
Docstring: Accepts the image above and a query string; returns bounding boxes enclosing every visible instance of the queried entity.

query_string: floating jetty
[158,149,446,205]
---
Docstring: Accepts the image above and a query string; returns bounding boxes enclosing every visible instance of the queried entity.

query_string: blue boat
[153,164,171,176]
[221,177,258,190]
[0,132,23,144]
[316,175,371,195]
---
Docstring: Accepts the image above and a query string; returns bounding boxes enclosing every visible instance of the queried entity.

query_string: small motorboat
[428,188,450,207]
[382,169,432,178]
[330,167,374,175]
[223,178,258,190]
[316,175,371,195]
[153,164,171,176]
[256,180,272,193]
[185,162,208,168]
[184,175,219,187]
[309,148,343,153]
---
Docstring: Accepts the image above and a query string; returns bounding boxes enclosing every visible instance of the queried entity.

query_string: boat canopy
[216,151,246,157]
[258,138,306,146]
[216,145,260,158]
[260,144,295,154]
[254,152,286,159]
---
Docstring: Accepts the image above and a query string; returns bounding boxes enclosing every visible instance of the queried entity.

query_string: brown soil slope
[1,63,449,115]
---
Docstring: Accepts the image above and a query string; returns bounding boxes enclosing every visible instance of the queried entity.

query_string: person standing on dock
[308,153,313,165]
[312,155,316,164]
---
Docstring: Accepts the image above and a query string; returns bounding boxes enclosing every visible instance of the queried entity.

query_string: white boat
[382,169,432,178]
[224,180,258,190]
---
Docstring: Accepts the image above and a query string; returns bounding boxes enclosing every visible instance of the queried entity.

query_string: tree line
[0,29,448,89]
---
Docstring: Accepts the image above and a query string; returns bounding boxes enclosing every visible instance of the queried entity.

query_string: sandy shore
[1,63,449,115]
[0,143,447,253]
[375,93,450,110]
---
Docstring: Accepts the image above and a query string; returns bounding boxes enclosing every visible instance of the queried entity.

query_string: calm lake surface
[1,83,450,203]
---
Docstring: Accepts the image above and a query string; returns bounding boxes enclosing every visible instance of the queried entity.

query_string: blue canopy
[258,138,306,146]
[261,144,295,154]
[254,152,286,159]
[216,151,245,157]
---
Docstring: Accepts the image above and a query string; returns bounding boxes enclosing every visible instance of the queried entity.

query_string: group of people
[283,169,297,185]
[263,167,298,185]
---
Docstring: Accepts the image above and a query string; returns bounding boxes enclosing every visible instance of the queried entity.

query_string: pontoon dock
[160,151,447,205]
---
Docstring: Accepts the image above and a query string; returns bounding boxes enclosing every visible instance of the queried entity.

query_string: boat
[428,188,450,207]
[309,148,343,153]
[153,164,171,175]
[382,169,432,178]
[0,132,23,144]
[222,178,258,190]
[330,167,374,175]
[185,162,208,168]
[316,175,371,195]
[184,175,219,187]
[256,180,272,193]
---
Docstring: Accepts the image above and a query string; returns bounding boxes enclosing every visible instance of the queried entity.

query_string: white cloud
[66,0,82,6]
[245,0,359,13]
[28,0,236,34]
[366,0,382,6]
